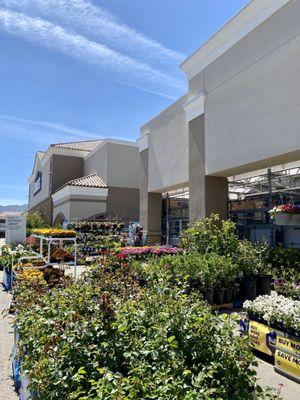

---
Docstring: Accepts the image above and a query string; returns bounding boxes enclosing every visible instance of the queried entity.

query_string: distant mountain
[0,204,27,213]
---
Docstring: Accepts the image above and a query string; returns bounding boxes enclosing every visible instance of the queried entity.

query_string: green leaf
[167,335,176,343]
[117,324,127,333]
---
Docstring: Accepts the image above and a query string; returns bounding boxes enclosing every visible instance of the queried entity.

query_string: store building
[0,211,23,238]
[138,0,300,244]
[28,139,139,225]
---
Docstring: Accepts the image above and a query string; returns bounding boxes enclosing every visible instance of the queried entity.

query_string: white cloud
[0,114,133,145]
[0,8,185,98]
[0,0,185,66]
[0,114,99,140]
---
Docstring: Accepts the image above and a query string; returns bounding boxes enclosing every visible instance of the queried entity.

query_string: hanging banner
[275,350,300,381]
[248,320,276,356]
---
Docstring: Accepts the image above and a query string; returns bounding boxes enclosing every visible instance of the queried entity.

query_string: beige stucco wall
[106,186,139,222]
[142,96,189,193]
[202,0,300,176]
[107,142,139,189]
[84,141,139,189]
[53,202,71,222]
[52,155,84,193]
[84,144,108,183]
[53,197,107,223]
[69,199,107,220]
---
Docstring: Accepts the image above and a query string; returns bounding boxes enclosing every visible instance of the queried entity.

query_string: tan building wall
[141,96,189,193]
[53,199,107,223]
[84,141,140,189]
[84,144,108,183]
[69,199,107,220]
[107,142,139,189]
[52,155,84,193]
[106,187,139,222]
[139,0,300,229]
[203,0,300,176]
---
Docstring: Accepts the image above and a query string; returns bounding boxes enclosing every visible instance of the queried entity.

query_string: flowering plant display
[17,269,46,284]
[273,278,300,300]
[69,220,125,234]
[116,245,181,259]
[67,220,127,256]
[244,293,300,335]
[32,228,76,237]
[269,204,300,218]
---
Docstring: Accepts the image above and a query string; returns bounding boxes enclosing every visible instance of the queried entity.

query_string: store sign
[5,215,26,245]
[248,321,276,356]
[34,171,42,195]
[275,350,300,381]
[276,334,300,357]
[275,334,300,381]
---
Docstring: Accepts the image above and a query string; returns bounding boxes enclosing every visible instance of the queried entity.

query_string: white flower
[244,293,300,331]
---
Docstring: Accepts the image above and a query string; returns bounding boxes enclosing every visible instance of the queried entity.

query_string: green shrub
[15,264,262,400]
[180,214,238,257]
[133,253,238,291]
[180,214,269,279]
[235,240,270,278]
[26,211,49,235]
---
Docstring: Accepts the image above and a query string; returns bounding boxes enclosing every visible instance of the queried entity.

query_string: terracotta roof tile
[51,140,103,152]
[66,174,107,188]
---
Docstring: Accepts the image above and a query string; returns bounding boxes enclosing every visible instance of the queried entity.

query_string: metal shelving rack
[30,234,78,278]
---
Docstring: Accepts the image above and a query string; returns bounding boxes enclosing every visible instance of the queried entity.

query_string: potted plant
[269,204,300,225]
[201,266,215,305]
[220,258,237,304]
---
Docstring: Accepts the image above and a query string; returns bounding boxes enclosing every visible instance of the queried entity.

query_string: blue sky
[0,0,249,205]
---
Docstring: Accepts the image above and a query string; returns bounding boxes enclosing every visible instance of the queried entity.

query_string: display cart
[30,234,78,278]
[10,254,47,289]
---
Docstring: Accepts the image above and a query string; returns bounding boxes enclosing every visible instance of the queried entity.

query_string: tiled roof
[51,140,103,152]
[66,173,107,188]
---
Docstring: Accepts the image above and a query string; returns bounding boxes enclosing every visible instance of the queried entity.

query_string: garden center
[1,212,300,399]
[1,0,300,399]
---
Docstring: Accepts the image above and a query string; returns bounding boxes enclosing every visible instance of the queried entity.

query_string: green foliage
[15,263,261,400]
[180,214,269,279]
[133,253,238,290]
[180,214,239,257]
[266,245,300,276]
[26,211,49,235]
[235,240,270,278]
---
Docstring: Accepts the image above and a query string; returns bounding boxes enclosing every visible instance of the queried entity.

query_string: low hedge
[13,262,276,400]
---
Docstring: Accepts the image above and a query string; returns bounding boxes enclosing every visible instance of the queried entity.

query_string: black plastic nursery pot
[232,284,240,300]
[256,275,271,296]
[214,288,225,305]
[203,289,214,305]
[243,277,257,300]
[223,288,233,303]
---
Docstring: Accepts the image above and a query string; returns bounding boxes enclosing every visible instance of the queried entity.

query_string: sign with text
[275,350,300,381]
[248,320,276,356]
[34,171,42,196]
[276,334,300,357]
[5,215,26,245]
